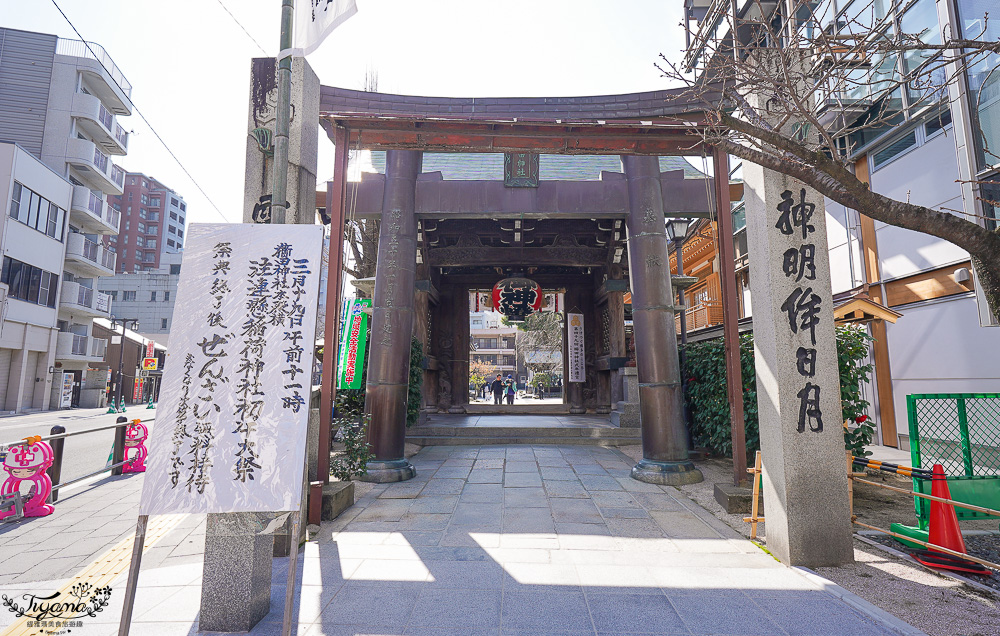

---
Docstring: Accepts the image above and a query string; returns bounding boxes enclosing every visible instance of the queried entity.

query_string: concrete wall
[869,130,969,280]
[886,294,1000,444]
[0,28,57,158]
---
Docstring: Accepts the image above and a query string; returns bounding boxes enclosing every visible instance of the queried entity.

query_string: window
[146,239,156,249]
[167,239,176,248]
[150,291,157,302]
[147,212,158,222]
[102,290,117,301]
[140,194,149,205]
[138,223,146,234]
[150,198,160,207]
[177,229,184,238]
[142,179,147,188]
[136,236,145,248]
[169,264,181,275]
[925,109,953,137]
[147,225,158,235]
[180,202,186,212]
[127,192,132,201]
[171,197,179,207]
[124,220,129,231]
[163,291,170,302]
[122,234,128,245]
[170,212,178,221]
[135,250,142,259]
[168,225,177,234]
[161,318,168,329]
[872,130,918,168]
[144,252,154,262]
[123,290,136,301]
[178,217,184,226]
[108,246,116,253]
[139,209,147,220]
[1,257,58,308]
[8,182,65,241]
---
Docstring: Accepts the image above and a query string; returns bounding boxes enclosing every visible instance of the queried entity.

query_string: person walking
[490,374,504,405]
[505,376,516,405]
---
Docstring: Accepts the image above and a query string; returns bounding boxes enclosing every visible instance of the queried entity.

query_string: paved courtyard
[0,444,915,636]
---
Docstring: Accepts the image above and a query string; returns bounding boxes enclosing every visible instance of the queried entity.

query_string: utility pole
[111,317,138,410]
[271,0,294,225]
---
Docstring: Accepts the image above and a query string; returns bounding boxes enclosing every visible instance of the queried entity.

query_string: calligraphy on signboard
[139,224,324,515]
[567,313,585,383]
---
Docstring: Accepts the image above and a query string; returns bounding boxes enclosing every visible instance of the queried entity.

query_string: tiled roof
[367,152,706,180]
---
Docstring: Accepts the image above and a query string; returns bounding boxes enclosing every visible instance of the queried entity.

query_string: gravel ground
[865,532,1000,592]
[616,448,1000,636]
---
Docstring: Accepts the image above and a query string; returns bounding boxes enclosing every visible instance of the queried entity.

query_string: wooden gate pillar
[449,287,470,413]
[363,150,421,483]
[622,155,703,485]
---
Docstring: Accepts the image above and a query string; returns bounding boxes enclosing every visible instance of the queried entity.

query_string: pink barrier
[0,437,55,519]
[122,420,148,473]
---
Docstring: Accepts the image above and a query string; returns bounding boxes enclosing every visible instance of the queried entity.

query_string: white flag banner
[567,313,585,383]
[283,0,358,57]
[138,223,324,515]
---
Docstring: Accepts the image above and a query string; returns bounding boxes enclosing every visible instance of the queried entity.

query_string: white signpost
[567,312,585,383]
[121,223,324,635]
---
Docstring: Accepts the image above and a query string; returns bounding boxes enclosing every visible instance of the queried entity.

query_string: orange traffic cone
[911,464,989,575]
[928,464,966,555]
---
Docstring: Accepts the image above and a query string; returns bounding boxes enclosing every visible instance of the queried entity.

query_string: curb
[794,566,929,636]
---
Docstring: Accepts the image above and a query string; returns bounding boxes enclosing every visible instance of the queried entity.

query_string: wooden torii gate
[315,87,746,487]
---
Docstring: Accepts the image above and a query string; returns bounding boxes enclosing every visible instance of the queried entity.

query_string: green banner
[337,298,371,389]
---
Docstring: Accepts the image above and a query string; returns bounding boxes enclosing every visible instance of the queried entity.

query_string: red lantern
[492,277,543,322]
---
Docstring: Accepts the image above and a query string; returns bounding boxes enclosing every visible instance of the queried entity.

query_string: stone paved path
[34,443,914,636]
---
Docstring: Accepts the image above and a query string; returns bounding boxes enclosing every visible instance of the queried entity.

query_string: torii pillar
[362,150,421,483]
[622,155,703,485]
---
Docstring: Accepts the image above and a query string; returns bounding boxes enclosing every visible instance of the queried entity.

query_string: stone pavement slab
[0,444,917,636]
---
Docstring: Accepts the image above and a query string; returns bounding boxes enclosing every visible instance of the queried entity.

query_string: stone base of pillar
[569,406,587,414]
[631,459,703,486]
[447,405,466,414]
[595,405,612,414]
[361,459,416,483]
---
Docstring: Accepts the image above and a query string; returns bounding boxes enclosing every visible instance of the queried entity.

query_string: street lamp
[110,315,139,412]
[666,218,693,438]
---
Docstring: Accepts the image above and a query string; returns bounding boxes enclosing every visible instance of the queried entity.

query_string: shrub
[407,337,423,427]
[685,326,875,462]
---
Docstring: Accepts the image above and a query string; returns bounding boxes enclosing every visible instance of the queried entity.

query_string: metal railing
[70,333,87,356]
[56,39,133,97]
[106,206,121,229]
[98,102,113,130]
[0,416,151,521]
[88,190,103,216]
[114,122,129,148]
[92,145,109,173]
[110,164,125,188]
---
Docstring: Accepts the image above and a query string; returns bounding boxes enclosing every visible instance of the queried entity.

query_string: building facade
[0,142,72,411]
[0,28,131,410]
[106,172,186,273]
[681,0,1000,448]
[98,251,181,345]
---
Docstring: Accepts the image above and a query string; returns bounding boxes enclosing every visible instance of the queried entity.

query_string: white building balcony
[59,281,111,318]
[65,233,116,277]
[66,138,125,196]
[56,39,133,115]
[71,92,128,155]
[56,332,107,362]
[70,185,120,234]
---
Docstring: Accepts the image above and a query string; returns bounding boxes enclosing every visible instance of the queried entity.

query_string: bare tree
[663,0,1000,316]
[343,67,381,288]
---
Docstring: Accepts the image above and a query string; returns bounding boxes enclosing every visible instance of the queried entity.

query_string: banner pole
[117,514,149,636]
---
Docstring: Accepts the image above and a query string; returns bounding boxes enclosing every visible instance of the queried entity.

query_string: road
[0,407,154,486]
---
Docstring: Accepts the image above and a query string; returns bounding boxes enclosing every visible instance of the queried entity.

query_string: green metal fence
[907,393,1000,528]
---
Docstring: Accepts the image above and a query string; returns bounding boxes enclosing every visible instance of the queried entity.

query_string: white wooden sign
[138,224,323,515]
[567,312,585,383]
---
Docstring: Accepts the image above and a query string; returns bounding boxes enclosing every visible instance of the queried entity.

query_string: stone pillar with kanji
[742,164,854,566]
[363,150,421,483]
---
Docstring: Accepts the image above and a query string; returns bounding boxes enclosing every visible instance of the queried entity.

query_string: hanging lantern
[492,277,543,322]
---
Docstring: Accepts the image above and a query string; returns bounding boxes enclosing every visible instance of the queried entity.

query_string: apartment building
[106,172,186,272]
[681,0,1000,448]
[0,143,72,411]
[98,251,181,345]
[0,28,131,409]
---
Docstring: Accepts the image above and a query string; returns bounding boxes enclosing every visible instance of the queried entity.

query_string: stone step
[464,403,570,414]
[406,426,642,446]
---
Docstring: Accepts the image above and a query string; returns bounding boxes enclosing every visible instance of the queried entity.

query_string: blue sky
[1,0,687,224]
